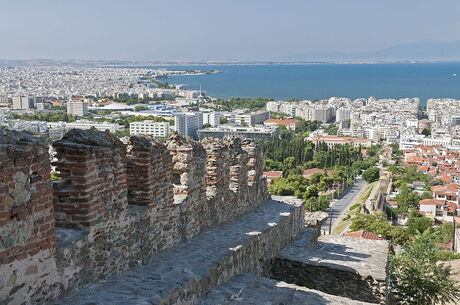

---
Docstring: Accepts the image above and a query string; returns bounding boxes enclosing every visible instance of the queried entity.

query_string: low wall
[268,234,389,304]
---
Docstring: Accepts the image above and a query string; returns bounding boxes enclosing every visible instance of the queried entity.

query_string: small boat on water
[453,73,457,77]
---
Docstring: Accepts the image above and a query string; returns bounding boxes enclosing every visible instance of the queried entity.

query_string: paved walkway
[52,199,303,305]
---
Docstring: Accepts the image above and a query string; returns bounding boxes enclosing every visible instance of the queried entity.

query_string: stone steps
[52,197,304,305]
[199,272,375,305]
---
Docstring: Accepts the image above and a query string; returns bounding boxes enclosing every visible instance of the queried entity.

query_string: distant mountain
[277,41,460,62]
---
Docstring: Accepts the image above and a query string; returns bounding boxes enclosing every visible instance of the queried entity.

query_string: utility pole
[329,206,333,234]
[453,217,456,252]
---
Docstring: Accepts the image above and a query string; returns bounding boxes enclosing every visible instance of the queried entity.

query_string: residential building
[129,121,171,138]
[36,102,52,111]
[336,108,351,123]
[67,101,88,117]
[0,97,12,107]
[202,112,222,127]
[12,96,35,110]
[197,124,278,141]
[64,120,124,133]
[175,112,202,139]
[308,135,372,148]
[263,119,299,131]
[235,111,270,126]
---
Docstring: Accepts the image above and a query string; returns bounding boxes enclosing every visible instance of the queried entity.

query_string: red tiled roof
[345,230,383,240]
[441,176,453,183]
[419,199,445,206]
[406,156,423,164]
[418,165,429,171]
[387,201,398,205]
[263,171,283,178]
[302,168,331,178]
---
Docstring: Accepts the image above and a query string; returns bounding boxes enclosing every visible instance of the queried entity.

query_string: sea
[147,63,460,107]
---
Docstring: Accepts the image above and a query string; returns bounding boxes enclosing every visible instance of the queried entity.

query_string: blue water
[153,63,460,106]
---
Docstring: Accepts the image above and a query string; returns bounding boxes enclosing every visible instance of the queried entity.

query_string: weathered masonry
[0,129,273,304]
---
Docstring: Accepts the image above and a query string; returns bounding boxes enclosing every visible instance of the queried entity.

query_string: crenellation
[241,138,269,210]
[52,129,128,228]
[202,137,231,225]
[1,129,287,305]
[224,137,249,219]
[166,133,207,239]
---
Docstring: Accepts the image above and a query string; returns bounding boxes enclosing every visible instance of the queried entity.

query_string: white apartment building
[65,120,124,133]
[12,96,35,110]
[67,101,88,117]
[235,111,270,126]
[129,121,171,138]
[336,108,351,122]
[202,112,222,127]
[311,106,334,123]
[175,112,203,139]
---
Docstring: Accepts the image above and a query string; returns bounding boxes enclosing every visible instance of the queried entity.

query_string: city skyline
[1,0,460,61]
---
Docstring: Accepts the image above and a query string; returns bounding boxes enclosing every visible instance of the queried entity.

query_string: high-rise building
[175,112,202,139]
[202,112,222,127]
[12,96,35,110]
[129,121,171,138]
[0,97,12,107]
[311,106,333,123]
[67,101,88,117]
[336,108,351,123]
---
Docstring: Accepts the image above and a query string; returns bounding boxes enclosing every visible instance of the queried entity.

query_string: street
[321,178,367,234]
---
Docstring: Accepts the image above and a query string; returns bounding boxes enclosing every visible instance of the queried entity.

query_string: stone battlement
[0,129,269,304]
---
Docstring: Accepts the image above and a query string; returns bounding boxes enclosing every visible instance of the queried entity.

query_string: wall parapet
[0,130,271,304]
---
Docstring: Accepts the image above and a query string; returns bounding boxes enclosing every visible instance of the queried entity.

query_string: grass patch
[332,219,351,235]
[349,203,360,211]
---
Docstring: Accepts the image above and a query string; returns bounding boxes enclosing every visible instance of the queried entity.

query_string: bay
[151,63,460,106]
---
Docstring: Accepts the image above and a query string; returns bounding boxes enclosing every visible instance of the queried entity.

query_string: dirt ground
[442,259,460,305]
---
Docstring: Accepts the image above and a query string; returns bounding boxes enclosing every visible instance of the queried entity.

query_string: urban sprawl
[2,65,460,227]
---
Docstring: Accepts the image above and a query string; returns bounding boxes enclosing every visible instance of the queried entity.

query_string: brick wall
[52,129,128,228]
[0,130,56,303]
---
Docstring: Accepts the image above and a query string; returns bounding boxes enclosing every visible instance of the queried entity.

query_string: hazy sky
[1,0,459,60]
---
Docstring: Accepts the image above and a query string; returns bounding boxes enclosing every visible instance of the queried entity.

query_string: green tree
[420,191,433,200]
[421,127,431,136]
[406,215,431,236]
[362,166,380,183]
[134,105,148,112]
[391,231,460,305]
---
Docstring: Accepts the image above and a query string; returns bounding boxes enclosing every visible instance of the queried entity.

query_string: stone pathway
[278,233,389,281]
[200,273,375,305]
[52,198,303,305]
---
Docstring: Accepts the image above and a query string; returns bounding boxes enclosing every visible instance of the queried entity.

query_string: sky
[0,0,459,61]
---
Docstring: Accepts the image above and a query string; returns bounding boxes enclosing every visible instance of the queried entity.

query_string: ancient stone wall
[0,130,56,304]
[52,129,128,228]
[242,139,269,210]
[0,130,270,304]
